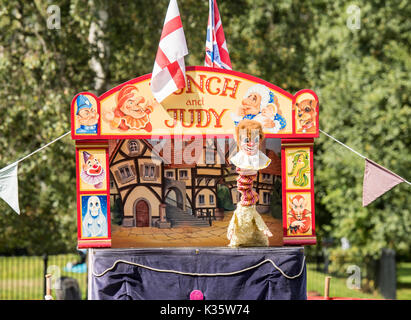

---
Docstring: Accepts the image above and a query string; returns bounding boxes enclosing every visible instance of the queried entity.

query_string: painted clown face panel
[78,149,107,191]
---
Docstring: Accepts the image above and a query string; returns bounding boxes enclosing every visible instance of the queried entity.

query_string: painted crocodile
[287,150,310,187]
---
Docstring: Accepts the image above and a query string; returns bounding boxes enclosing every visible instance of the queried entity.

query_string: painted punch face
[87,196,101,217]
[120,90,148,119]
[241,93,261,115]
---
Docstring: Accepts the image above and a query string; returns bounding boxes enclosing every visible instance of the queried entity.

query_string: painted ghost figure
[82,196,108,238]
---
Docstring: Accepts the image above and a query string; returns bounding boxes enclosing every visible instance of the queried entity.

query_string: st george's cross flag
[150,0,188,102]
[205,0,232,70]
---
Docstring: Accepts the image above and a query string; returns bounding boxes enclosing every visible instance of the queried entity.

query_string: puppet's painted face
[87,196,101,217]
[239,131,260,156]
[84,156,103,176]
[120,90,148,119]
[77,107,99,126]
[241,93,261,115]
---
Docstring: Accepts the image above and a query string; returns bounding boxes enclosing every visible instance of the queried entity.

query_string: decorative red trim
[76,144,112,248]
[283,238,317,245]
[281,139,317,245]
[281,146,288,239]
[309,143,316,238]
[71,92,101,140]
[78,240,111,248]
[105,148,112,238]
[75,149,82,241]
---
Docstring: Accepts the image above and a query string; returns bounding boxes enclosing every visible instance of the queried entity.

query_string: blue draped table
[89,247,307,300]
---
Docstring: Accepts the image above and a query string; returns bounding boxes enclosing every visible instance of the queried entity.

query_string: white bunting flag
[0,162,20,214]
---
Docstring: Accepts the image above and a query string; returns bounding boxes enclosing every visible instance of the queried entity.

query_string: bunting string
[0,127,409,215]
[12,131,71,166]
[319,129,410,185]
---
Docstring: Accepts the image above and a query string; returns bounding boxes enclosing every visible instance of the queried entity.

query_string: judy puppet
[227,119,273,247]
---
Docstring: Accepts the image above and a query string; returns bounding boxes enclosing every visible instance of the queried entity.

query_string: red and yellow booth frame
[71,66,319,248]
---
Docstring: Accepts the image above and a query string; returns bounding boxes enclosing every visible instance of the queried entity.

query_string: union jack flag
[205,0,232,70]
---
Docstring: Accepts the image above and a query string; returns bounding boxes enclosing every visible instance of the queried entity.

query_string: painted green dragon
[287,150,310,187]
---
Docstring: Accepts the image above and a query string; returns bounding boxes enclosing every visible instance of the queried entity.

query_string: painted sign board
[71,67,319,140]
[71,66,318,248]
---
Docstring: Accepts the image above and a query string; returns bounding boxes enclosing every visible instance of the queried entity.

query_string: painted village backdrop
[108,137,284,247]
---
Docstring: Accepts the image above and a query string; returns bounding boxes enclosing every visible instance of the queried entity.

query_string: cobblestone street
[111,212,284,248]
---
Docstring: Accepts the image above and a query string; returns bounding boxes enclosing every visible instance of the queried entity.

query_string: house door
[135,200,149,227]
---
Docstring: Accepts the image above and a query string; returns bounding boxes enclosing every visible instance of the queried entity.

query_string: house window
[199,194,205,205]
[262,173,271,182]
[117,164,135,184]
[165,170,174,178]
[263,191,271,204]
[209,194,215,204]
[119,166,132,179]
[179,170,188,180]
[128,140,140,154]
[142,164,156,181]
[205,150,215,164]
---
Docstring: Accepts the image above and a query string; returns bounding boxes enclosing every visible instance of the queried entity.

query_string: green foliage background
[0,0,409,289]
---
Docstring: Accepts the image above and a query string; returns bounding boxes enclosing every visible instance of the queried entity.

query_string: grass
[306,263,383,299]
[397,262,411,300]
[0,254,88,300]
[307,262,411,300]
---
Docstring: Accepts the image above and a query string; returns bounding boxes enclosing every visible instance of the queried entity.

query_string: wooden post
[45,274,53,300]
[324,276,331,300]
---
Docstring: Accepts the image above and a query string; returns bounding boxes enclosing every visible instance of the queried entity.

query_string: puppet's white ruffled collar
[230,150,271,170]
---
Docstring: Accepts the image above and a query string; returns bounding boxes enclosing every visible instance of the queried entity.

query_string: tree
[0,2,409,294]
[0,0,97,254]
[305,0,411,290]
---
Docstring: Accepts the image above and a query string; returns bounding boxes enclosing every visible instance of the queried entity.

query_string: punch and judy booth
[71,67,319,300]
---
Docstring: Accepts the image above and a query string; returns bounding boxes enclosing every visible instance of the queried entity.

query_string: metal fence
[0,252,88,300]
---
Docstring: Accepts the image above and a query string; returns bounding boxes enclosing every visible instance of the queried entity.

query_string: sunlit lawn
[397,262,411,300]
[306,263,383,299]
[307,262,411,300]
[0,254,87,300]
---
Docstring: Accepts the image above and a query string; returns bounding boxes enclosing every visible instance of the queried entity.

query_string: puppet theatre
[71,67,319,300]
